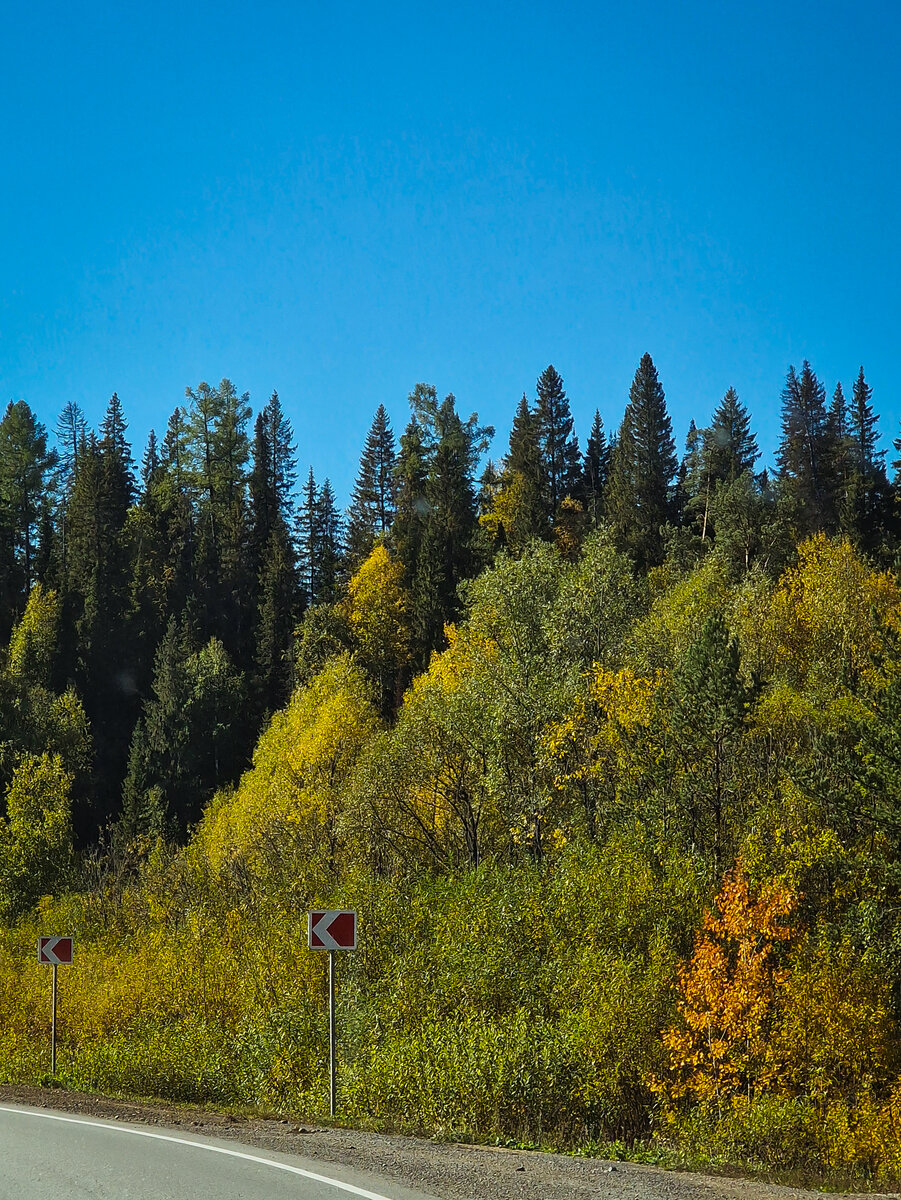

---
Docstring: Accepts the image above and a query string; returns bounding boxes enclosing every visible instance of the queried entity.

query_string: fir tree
[0,401,58,625]
[581,409,610,524]
[535,365,581,520]
[849,367,883,476]
[776,361,831,534]
[706,387,759,485]
[606,353,678,568]
[346,404,397,569]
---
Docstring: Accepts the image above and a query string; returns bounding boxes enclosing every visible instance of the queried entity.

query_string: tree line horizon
[0,351,893,842]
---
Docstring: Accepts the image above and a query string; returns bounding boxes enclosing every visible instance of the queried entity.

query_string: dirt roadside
[0,1085,896,1200]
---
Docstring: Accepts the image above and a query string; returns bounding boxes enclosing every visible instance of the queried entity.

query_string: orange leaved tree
[659,860,797,1112]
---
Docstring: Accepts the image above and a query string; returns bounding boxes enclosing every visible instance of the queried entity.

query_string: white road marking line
[0,1105,398,1200]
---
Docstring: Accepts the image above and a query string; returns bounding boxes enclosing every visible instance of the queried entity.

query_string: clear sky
[2,0,899,503]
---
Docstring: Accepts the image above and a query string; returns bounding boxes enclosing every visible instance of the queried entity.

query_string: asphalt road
[0,1105,440,1200]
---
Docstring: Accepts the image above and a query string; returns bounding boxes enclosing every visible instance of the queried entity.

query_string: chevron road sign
[308,909,357,1118]
[38,936,73,965]
[308,910,356,950]
[38,936,73,1074]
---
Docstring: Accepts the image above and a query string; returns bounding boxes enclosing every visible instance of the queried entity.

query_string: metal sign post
[38,936,73,1074]
[308,911,356,1117]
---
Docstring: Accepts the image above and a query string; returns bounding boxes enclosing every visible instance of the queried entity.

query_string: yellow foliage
[545,666,662,791]
[343,545,411,676]
[764,535,901,691]
[6,584,60,686]
[197,656,379,873]
[659,860,797,1106]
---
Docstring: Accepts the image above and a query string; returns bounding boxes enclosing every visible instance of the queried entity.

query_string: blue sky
[1,1,899,503]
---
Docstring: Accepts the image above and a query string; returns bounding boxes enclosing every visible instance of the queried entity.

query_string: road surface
[0,1105,439,1200]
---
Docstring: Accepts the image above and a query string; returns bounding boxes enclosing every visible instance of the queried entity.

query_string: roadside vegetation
[1,359,901,1185]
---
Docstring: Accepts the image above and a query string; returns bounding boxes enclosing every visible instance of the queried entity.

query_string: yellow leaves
[544,666,662,790]
[197,656,379,872]
[6,584,60,686]
[343,546,411,675]
[765,534,901,691]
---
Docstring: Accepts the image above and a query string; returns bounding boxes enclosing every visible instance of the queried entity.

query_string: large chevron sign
[38,936,73,965]
[307,910,357,950]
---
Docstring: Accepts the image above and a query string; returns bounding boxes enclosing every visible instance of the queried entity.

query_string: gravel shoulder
[0,1085,896,1200]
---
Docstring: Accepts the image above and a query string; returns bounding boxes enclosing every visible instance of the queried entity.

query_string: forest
[1,354,901,1184]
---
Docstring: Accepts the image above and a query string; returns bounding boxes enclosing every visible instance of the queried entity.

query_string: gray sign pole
[51,963,58,1075]
[328,949,336,1116]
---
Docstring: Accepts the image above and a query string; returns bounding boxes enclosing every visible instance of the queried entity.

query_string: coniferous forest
[3,355,901,1182]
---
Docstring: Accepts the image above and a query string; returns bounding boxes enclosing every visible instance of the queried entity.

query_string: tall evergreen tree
[401,384,492,660]
[606,353,678,568]
[346,404,397,569]
[494,393,546,545]
[849,367,882,476]
[54,400,87,490]
[706,387,759,485]
[63,396,138,829]
[0,402,58,628]
[316,479,344,604]
[776,361,831,534]
[581,409,610,524]
[535,365,581,520]
[391,416,428,588]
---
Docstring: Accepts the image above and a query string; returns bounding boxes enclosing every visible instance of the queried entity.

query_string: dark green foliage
[776,362,837,534]
[296,468,344,607]
[404,385,492,662]
[0,401,58,633]
[121,617,248,837]
[535,365,581,520]
[606,353,678,568]
[346,404,397,569]
[707,387,760,484]
[581,408,610,523]
[671,612,752,866]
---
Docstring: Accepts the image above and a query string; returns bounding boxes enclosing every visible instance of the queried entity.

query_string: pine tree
[54,400,87,489]
[63,396,138,829]
[535,365,581,520]
[400,384,492,661]
[672,612,751,865]
[606,353,678,568]
[346,404,397,569]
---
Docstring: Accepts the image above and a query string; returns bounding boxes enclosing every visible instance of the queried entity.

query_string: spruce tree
[315,479,344,604]
[849,368,882,476]
[391,416,428,589]
[535,365,581,520]
[606,353,678,568]
[706,387,759,484]
[254,518,299,715]
[581,409,609,524]
[497,393,546,544]
[0,401,58,625]
[776,361,831,534]
[346,404,397,569]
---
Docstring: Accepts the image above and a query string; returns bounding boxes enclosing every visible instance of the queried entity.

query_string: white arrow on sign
[308,910,356,950]
[38,936,73,965]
